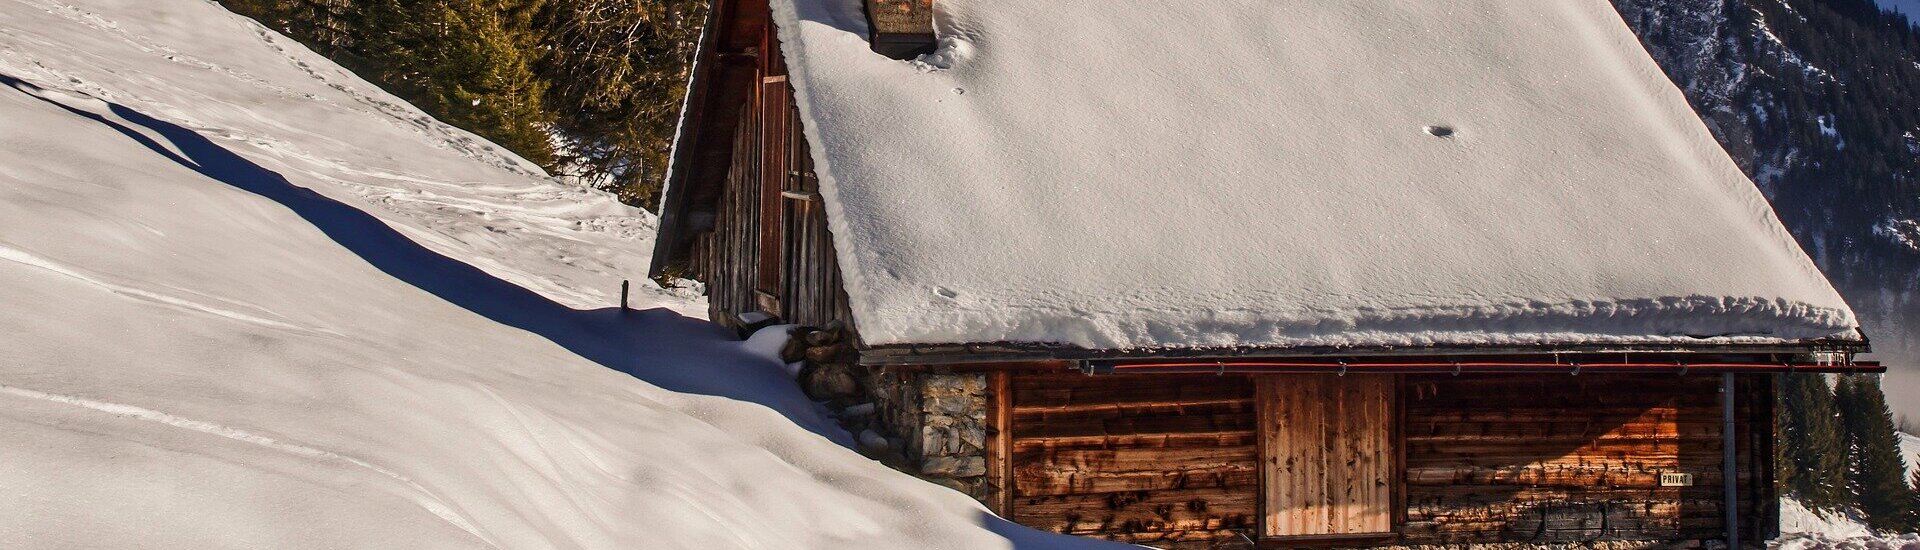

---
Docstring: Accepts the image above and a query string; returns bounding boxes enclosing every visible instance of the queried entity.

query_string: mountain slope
[1612,0,1920,421]
[1876,0,1920,20]
[0,0,1110,548]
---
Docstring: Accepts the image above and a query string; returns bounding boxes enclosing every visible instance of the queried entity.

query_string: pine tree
[535,0,706,206]
[1779,373,1850,510]
[346,0,557,168]
[217,0,703,208]
[286,0,357,50]
[419,0,557,168]
[1913,451,1920,529]
[222,0,357,53]
[1836,374,1919,531]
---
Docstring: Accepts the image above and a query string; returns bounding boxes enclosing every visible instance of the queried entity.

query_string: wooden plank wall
[754,71,787,303]
[1400,373,1774,545]
[1008,374,1260,544]
[1257,375,1395,538]
[694,17,852,330]
[698,106,765,324]
[777,97,851,327]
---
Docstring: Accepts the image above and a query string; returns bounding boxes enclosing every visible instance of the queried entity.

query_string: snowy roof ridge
[768,0,1861,350]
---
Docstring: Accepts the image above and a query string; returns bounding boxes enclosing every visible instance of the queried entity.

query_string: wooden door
[1257,375,1395,538]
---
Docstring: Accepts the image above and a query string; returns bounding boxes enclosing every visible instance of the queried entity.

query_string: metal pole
[1723,372,1740,550]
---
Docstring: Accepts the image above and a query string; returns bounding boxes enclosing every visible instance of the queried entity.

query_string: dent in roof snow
[768,0,1860,350]
[0,0,1113,548]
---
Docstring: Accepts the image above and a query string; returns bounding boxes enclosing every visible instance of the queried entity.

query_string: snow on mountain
[1611,0,1920,436]
[0,0,1112,548]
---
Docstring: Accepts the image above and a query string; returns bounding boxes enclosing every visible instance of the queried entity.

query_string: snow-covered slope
[1904,431,1920,479]
[1771,433,1920,547]
[770,0,1857,351]
[1777,495,1920,549]
[0,1,1113,548]
[1780,498,1882,543]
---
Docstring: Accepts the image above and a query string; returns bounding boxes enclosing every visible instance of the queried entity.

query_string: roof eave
[856,337,1871,367]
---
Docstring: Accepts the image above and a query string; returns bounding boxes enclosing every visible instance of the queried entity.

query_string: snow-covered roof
[768,0,1861,350]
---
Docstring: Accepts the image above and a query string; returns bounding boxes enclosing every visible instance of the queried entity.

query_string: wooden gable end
[649,0,767,280]
[654,0,853,331]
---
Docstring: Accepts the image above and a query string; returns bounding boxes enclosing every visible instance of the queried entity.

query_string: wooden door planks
[1258,375,1395,537]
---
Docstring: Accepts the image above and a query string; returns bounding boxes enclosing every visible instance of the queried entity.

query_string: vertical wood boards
[776,102,849,328]
[1257,375,1395,537]
[988,372,1014,516]
[701,104,762,324]
[753,37,787,305]
[697,16,852,331]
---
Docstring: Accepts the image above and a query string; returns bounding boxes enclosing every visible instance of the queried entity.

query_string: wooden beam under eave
[865,0,935,58]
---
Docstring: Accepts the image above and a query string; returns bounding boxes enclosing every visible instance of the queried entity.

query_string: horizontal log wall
[1008,374,1260,544]
[1399,373,1774,545]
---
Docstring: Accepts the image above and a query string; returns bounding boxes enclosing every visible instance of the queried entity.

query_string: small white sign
[1659,472,1695,487]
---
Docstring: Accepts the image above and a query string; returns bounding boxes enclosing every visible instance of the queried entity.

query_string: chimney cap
[865,0,935,59]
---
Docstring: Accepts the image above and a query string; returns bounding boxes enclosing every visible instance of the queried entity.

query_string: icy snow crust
[770,0,1860,349]
[0,1,1115,548]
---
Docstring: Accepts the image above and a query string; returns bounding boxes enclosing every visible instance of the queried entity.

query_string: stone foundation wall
[867,368,991,499]
[784,323,996,503]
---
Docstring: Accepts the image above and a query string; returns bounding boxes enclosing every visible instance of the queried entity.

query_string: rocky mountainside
[1612,0,1920,418]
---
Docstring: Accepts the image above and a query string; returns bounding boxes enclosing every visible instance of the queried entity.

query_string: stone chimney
[865,0,936,59]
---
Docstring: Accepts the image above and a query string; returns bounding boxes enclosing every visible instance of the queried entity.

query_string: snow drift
[0,0,1112,548]
[768,0,1859,350]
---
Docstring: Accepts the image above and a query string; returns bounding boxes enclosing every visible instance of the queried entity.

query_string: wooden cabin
[651,0,1883,547]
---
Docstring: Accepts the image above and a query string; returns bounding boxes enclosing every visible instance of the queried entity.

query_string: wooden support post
[987,371,1013,516]
[1723,372,1740,550]
[620,279,630,310]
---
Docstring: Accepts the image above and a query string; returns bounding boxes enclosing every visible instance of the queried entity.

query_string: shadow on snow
[0,73,835,439]
[1,73,1124,550]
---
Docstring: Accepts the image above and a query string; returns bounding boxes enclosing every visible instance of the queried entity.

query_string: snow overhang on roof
[767,0,1863,351]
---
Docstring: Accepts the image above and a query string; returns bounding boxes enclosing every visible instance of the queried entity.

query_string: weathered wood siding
[693,22,851,330]
[1258,375,1395,538]
[696,109,765,322]
[1008,373,1260,544]
[1399,373,1776,545]
[776,104,850,328]
[995,372,1775,546]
